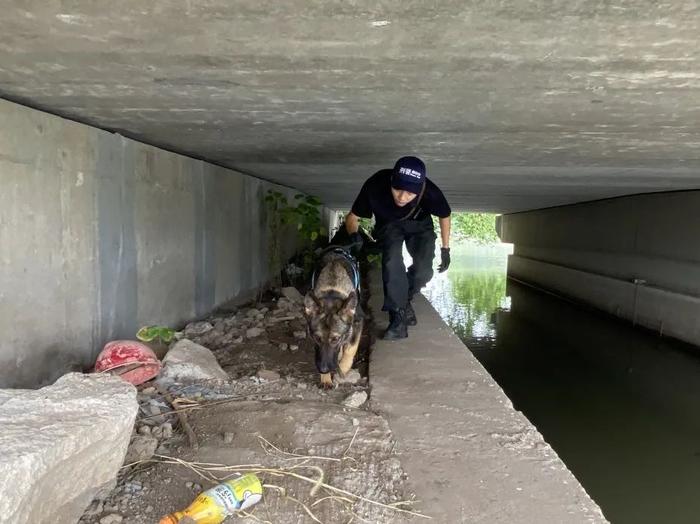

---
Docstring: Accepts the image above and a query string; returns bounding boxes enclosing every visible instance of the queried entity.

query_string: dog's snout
[317,363,333,374]
[315,346,338,374]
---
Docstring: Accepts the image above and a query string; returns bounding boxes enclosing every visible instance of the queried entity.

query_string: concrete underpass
[1,2,699,523]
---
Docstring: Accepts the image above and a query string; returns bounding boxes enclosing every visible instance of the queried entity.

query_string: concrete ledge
[368,274,607,523]
[508,255,700,347]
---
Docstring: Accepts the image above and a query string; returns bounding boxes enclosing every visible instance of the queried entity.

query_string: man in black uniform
[345,156,451,340]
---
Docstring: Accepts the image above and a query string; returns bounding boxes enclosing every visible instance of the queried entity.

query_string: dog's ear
[304,292,320,317]
[340,292,358,319]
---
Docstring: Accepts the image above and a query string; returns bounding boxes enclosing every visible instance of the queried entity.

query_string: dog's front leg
[319,373,333,389]
[338,327,362,376]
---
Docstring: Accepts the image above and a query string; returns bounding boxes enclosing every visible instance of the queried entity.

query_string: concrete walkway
[368,275,608,523]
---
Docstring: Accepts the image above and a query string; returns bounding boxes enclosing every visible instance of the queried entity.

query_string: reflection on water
[424,243,512,344]
[423,243,700,524]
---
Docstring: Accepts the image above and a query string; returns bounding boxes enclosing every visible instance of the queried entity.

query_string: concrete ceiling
[1,1,699,213]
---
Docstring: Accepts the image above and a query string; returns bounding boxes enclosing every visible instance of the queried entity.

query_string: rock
[83,500,104,517]
[124,481,143,493]
[145,505,154,513]
[0,374,137,524]
[335,369,362,385]
[246,327,264,339]
[281,287,304,303]
[343,391,368,408]
[184,321,214,337]
[100,514,123,524]
[278,343,289,351]
[141,387,156,395]
[160,422,173,439]
[124,435,158,463]
[289,344,299,352]
[276,297,291,310]
[257,369,281,382]
[137,425,151,436]
[293,330,307,339]
[161,339,229,381]
[246,308,260,317]
[223,432,235,444]
[296,382,308,390]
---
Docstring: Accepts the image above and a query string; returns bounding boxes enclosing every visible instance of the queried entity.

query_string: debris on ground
[79,287,415,524]
[256,369,281,382]
[124,435,159,464]
[160,339,228,382]
[182,321,213,338]
[335,368,363,385]
[159,473,262,523]
[94,340,162,386]
[280,286,304,303]
[343,390,369,408]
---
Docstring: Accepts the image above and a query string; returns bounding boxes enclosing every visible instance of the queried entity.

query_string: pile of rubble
[184,288,307,352]
[76,286,379,523]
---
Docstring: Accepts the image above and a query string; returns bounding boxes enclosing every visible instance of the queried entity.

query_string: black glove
[438,247,451,273]
[349,231,364,250]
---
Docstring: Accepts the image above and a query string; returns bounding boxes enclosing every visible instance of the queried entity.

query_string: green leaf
[136,325,175,343]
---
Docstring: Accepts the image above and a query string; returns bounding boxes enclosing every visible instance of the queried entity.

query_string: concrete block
[343,391,368,408]
[280,287,304,303]
[0,373,137,524]
[161,339,229,381]
[335,369,362,385]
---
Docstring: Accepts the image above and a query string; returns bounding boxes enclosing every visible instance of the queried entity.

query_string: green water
[423,243,700,524]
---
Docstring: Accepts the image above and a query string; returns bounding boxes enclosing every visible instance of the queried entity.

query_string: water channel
[422,242,700,524]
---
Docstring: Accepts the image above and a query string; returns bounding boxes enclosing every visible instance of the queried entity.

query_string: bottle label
[210,484,239,514]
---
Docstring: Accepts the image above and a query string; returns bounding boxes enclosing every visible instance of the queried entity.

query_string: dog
[303,247,363,389]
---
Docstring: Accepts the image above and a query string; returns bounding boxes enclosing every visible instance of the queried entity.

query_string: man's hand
[349,231,364,250]
[438,247,451,273]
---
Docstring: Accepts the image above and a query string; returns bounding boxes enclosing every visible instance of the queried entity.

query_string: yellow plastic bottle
[160,474,263,524]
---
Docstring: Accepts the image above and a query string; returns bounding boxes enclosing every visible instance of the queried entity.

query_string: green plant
[136,325,175,344]
[366,253,381,267]
[264,190,289,285]
[449,213,499,244]
[358,216,374,233]
[292,193,325,243]
[265,189,327,285]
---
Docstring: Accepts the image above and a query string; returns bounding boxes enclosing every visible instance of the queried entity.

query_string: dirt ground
[79,291,421,524]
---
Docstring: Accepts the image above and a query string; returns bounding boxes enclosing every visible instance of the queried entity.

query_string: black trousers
[376,217,436,311]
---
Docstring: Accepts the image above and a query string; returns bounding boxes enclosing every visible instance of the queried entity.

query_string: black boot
[383,309,408,340]
[405,301,417,326]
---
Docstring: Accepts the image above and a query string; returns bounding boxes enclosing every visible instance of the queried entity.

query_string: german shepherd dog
[304,248,363,389]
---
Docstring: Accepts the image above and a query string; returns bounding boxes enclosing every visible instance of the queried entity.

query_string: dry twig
[156,384,198,448]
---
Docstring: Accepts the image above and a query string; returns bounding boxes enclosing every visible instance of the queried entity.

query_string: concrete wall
[0,100,304,388]
[498,191,700,347]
